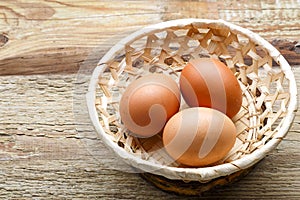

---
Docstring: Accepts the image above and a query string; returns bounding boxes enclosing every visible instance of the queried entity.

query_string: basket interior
[93,23,290,168]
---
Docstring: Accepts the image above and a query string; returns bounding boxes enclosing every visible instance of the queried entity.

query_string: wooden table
[0,1,299,199]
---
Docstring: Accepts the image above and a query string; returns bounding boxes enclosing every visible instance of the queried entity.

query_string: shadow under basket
[86,19,298,194]
[140,164,256,196]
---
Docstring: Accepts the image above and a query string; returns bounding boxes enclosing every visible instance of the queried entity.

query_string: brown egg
[180,58,242,118]
[162,107,236,167]
[119,74,180,138]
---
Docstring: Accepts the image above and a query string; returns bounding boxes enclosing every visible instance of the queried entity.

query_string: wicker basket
[86,19,297,189]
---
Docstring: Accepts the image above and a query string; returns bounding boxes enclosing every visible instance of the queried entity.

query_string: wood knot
[294,42,300,54]
[0,34,9,47]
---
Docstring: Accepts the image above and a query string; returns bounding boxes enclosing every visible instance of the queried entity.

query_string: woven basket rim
[86,19,298,181]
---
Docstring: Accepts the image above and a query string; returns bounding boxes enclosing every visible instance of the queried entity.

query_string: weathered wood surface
[0,0,299,75]
[0,0,300,199]
[0,68,299,199]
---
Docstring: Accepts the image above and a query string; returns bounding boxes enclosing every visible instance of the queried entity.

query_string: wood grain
[0,67,299,199]
[0,0,299,75]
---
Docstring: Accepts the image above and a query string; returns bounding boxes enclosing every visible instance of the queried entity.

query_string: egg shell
[180,58,242,118]
[119,74,181,138]
[162,107,236,167]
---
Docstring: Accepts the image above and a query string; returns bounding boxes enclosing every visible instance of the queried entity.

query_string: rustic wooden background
[0,0,299,199]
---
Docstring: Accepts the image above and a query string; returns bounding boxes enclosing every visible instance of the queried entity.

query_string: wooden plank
[0,0,299,75]
[0,67,299,199]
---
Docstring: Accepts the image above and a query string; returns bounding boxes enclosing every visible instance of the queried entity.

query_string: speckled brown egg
[180,58,242,118]
[119,74,180,138]
[162,107,236,167]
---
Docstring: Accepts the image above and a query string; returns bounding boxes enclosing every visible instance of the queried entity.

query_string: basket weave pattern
[88,19,296,181]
